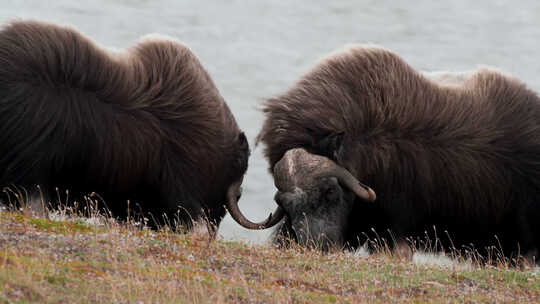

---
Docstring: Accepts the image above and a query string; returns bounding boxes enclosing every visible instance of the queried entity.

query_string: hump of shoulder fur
[137,33,190,49]
[318,45,527,96]
[316,44,405,71]
[130,34,204,83]
[293,44,417,93]
[422,65,523,90]
[469,66,525,88]
[133,33,194,61]
[0,20,220,112]
[129,33,222,111]
[0,19,112,63]
[0,19,86,42]
[0,19,122,89]
[324,43,396,60]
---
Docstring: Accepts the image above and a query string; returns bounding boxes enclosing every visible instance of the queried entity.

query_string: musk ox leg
[366,209,414,257]
[513,201,540,266]
[150,205,204,232]
[205,207,226,232]
[522,248,538,267]
[200,204,227,239]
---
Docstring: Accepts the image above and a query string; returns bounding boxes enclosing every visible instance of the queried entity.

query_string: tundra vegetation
[0,203,538,303]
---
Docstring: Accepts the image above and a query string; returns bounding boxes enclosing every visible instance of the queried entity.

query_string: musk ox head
[271,147,376,250]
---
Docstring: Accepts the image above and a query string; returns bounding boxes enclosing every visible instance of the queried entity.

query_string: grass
[0,210,539,303]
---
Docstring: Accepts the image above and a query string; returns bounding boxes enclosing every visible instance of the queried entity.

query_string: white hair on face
[287,154,296,179]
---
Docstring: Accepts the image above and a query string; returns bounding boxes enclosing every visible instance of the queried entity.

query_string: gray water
[2,0,540,244]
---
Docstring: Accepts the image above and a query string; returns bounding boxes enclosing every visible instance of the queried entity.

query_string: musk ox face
[272,147,376,250]
[274,177,354,250]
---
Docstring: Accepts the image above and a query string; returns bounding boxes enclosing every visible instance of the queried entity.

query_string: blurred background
[2,0,539,244]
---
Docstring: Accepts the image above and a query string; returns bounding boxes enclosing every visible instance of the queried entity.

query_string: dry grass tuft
[0,208,539,303]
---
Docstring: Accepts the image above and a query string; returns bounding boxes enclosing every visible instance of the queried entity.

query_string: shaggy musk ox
[256,45,540,260]
[0,20,268,231]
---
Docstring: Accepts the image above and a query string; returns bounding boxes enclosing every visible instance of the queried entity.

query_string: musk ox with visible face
[0,20,268,231]
[256,45,540,259]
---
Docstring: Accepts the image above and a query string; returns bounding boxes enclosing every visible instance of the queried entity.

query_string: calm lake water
[2,0,540,243]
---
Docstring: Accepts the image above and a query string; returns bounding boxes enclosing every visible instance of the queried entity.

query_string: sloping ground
[0,211,538,303]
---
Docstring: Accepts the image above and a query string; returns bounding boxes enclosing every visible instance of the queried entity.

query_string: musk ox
[0,20,269,231]
[255,45,540,260]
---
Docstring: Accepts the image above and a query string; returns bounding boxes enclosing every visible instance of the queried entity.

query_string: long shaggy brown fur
[258,45,540,257]
[0,20,249,229]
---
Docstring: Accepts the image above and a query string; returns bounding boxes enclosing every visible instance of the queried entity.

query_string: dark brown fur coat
[0,20,249,228]
[258,45,540,256]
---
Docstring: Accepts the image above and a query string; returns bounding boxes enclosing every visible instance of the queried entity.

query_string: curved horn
[273,148,376,202]
[328,166,376,201]
[225,181,285,230]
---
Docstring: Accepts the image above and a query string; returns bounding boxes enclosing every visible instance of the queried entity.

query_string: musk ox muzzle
[269,148,376,249]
